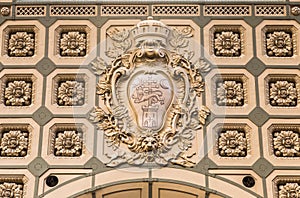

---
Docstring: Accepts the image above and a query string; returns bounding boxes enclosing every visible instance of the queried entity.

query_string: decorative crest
[90,17,210,167]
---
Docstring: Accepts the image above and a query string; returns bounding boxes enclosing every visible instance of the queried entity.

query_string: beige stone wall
[0,2,299,198]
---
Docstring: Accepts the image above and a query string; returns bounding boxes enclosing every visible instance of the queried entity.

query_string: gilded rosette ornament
[90,17,210,167]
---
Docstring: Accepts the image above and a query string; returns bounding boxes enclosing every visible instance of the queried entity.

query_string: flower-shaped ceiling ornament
[89,17,210,167]
[57,81,85,106]
[54,130,82,157]
[266,31,293,57]
[4,81,32,106]
[279,183,300,198]
[218,130,247,157]
[60,31,86,56]
[0,182,23,198]
[216,80,244,106]
[8,32,34,57]
[273,131,300,157]
[270,81,297,106]
[0,130,28,157]
[214,31,241,57]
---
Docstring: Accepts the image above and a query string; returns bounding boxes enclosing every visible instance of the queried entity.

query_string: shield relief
[90,17,210,167]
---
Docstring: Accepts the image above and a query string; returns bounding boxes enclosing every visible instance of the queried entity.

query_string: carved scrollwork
[90,18,209,167]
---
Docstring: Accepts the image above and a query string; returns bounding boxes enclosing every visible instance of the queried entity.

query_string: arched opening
[76,182,223,198]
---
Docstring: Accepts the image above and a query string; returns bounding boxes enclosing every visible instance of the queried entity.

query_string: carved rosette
[279,183,300,198]
[216,80,244,106]
[60,31,87,56]
[218,130,247,157]
[266,31,293,57]
[4,81,32,106]
[8,32,34,57]
[273,131,300,157]
[0,182,23,197]
[54,130,82,157]
[90,17,210,167]
[57,81,85,106]
[269,80,297,106]
[0,130,28,157]
[214,31,241,57]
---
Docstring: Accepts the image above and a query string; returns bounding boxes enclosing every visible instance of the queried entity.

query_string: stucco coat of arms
[90,17,210,167]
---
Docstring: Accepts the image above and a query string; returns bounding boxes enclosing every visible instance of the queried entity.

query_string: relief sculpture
[90,17,210,167]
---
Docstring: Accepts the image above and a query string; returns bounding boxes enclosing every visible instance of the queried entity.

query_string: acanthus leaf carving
[105,28,132,59]
[60,31,86,56]
[8,32,34,57]
[5,80,32,106]
[214,31,241,57]
[279,183,300,198]
[169,26,194,61]
[0,182,23,197]
[91,17,209,167]
[0,130,28,157]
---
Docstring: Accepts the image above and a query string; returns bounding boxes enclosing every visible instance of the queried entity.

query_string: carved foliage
[60,31,86,56]
[169,26,194,60]
[105,27,132,59]
[0,130,28,157]
[8,32,34,57]
[57,81,85,106]
[91,35,208,167]
[273,130,300,157]
[0,182,23,197]
[218,130,247,157]
[279,183,300,198]
[269,80,297,106]
[266,31,293,57]
[4,81,32,106]
[91,18,210,167]
[54,130,82,157]
[214,31,241,57]
[216,80,244,106]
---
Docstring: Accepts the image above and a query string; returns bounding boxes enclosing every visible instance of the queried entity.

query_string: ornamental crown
[131,16,170,47]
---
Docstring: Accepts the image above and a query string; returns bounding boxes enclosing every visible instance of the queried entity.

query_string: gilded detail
[54,130,82,157]
[273,131,300,157]
[216,80,244,106]
[0,182,23,198]
[266,31,293,57]
[57,81,85,106]
[269,81,297,106]
[4,81,32,106]
[218,130,247,157]
[279,183,300,198]
[60,31,86,56]
[0,130,28,157]
[214,31,241,56]
[8,32,34,57]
